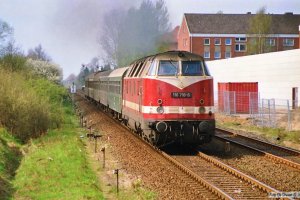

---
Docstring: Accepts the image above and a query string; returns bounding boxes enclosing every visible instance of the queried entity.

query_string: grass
[216,116,300,145]
[12,104,104,200]
[109,187,157,200]
[0,128,22,199]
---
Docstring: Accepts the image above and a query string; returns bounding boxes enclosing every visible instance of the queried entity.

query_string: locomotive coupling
[156,121,168,133]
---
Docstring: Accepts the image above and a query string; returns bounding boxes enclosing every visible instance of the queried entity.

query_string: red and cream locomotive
[85,51,215,146]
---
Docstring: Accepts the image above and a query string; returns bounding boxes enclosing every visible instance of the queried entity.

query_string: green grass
[217,120,300,145]
[0,128,22,199]
[12,105,104,200]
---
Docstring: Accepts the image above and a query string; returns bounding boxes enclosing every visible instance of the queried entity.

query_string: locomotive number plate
[171,92,192,98]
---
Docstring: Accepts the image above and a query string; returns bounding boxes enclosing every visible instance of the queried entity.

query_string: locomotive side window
[134,62,143,77]
[182,61,203,76]
[137,61,147,77]
[129,63,139,77]
[158,61,179,76]
[147,61,157,76]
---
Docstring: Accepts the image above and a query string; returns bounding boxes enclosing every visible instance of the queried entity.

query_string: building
[177,13,300,60]
[206,49,300,107]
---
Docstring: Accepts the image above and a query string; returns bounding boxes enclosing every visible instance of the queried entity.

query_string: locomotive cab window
[158,60,179,76]
[182,61,204,76]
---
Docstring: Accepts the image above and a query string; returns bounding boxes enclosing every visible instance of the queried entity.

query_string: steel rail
[216,128,300,156]
[216,128,300,170]
[76,92,232,200]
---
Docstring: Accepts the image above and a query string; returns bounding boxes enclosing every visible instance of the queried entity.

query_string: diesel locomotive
[85,51,215,146]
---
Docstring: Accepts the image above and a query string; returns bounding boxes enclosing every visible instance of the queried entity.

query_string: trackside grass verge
[12,104,104,200]
[0,128,22,199]
[216,114,300,149]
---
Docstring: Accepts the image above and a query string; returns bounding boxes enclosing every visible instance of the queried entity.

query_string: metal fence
[215,91,300,131]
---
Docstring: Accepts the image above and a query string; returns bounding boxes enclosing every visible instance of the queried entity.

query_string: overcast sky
[1,0,300,78]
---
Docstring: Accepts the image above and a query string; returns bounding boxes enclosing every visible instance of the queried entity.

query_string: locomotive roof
[130,51,204,65]
[108,67,130,77]
[153,51,204,61]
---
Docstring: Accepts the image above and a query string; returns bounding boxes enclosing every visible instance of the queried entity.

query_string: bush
[0,69,67,142]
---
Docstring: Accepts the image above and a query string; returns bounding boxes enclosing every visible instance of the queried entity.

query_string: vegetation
[216,115,300,146]
[13,104,104,200]
[0,128,22,199]
[247,7,272,55]
[100,0,171,67]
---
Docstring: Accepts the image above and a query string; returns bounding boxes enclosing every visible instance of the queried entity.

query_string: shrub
[0,69,67,142]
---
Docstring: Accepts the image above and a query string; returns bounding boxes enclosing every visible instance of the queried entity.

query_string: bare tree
[99,10,125,67]
[247,7,272,55]
[27,44,52,62]
[0,19,13,44]
[99,0,171,67]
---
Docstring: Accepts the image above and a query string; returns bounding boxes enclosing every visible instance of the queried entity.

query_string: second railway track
[215,128,300,170]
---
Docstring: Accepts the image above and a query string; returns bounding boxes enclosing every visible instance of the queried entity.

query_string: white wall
[207,49,300,106]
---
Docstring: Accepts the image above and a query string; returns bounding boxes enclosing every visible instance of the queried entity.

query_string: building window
[214,51,221,59]
[214,38,221,45]
[235,44,246,52]
[225,52,231,58]
[235,37,247,42]
[225,38,232,45]
[204,51,210,58]
[204,38,210,45]
[265,38,275,46]
[283,38,294,46]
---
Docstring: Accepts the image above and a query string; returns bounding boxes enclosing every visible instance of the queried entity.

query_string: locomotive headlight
[199,99,205,105]
[157,106,164,114]
[199,106,206,114]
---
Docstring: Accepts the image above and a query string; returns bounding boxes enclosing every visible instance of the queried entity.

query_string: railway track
[215,128,300,170]
[74,93,286,199]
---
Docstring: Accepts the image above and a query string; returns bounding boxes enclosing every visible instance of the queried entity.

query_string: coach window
[158,60,179,76]
[182,61,203,76]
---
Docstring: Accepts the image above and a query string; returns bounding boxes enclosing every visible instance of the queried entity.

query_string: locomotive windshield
[158,61,179,76]
[182,61,203,76]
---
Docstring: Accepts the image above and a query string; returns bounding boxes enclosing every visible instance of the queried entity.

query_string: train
[84,51,215,146]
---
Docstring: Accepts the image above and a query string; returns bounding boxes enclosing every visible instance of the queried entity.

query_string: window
[235,44,246,52]
[204,38,210,45]
[214,38,221,45]
[214,51,221,59]
[147,61,157,76]
[158,61,178,76]
[225,38,232,45]
[182,61,204,76]
[283,38,294,46]
[265,38,275,46]
[134,62,143,77]
[225,52,231,58]
[235,37,247,42]
[128,64,138,77]
[204,51,210,58]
